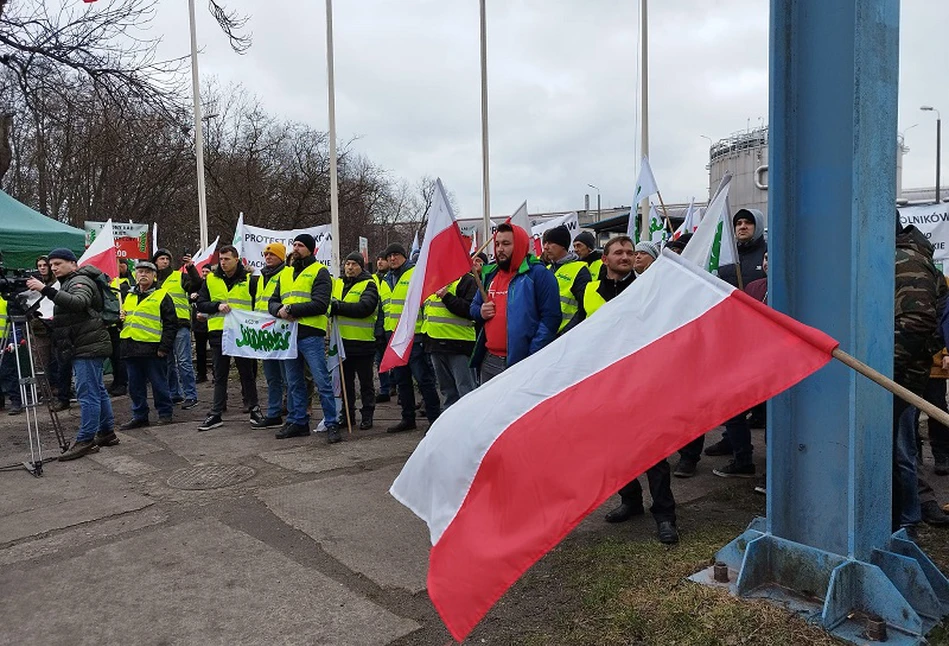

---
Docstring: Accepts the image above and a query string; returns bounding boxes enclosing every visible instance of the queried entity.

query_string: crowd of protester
[3,210,948,544]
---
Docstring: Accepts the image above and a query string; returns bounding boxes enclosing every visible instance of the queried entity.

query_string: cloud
[151,0,949,223]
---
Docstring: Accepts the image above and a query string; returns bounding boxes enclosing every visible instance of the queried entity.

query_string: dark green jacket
[41,266,112,359]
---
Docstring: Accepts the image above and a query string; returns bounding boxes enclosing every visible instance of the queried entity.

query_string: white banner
[239,223,333,271]
[222,309,298,360]
[899,203,949,263]
[530,212,579,255]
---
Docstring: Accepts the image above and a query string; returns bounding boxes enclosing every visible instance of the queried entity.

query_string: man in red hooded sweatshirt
[470,223,561,382]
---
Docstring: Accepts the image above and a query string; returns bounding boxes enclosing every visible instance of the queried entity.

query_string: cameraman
[26,248,114,460]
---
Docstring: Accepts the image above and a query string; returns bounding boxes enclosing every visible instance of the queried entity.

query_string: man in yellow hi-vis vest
[382,242,441,434]
[268,233,340,443]
[573,230,604,281]
[117,260,177,433]
[422,268,478,408]
[195,245,263,432]
[330,252,380,429]
[153,248,202,410]
[542,224,591,335]
[251,242,291,430]
[373,253,392,402]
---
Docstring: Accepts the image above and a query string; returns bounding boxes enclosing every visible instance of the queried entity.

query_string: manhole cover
[166,464,256,490]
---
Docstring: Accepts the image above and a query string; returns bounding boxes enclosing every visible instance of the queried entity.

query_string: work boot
[604,501,645,523]
[108,384,127,397]
[7,405,24,416]
[673,457,697,478]
[156,416,173,425]
[921,500,949,527]
[181,398,199,410]
[375,393,391,403]
[93,430,120,447]
[359,417,373,430]
[704,439,733,456]
[50,400,70,413]
[657,521,679,545]
[58,439,100,461]
[275,423,310,440]
[120,418,150,431]
[387,419,417,434]
[326,424,343,444]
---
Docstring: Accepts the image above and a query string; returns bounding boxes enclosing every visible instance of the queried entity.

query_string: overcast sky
[149,1,948,220]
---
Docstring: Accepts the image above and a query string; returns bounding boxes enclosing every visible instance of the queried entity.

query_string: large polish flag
[390,250,839,641]
[78,218,118,279]
[379,178,472,372]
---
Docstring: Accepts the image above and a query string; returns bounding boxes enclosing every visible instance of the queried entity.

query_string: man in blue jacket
[470,223,560,382]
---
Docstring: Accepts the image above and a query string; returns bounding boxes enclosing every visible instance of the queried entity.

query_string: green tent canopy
[0,189,85,269]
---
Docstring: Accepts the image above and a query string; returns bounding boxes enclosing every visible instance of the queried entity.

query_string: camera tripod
[0,313,68,476]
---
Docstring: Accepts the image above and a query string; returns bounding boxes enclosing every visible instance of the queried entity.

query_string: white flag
[233,212,245,257]
[411,229,421,259]
[647,202,667,244]
[672,197,699,240]
[327,318,347,398]
[151,222,158,255]
[506,200,531,233]
[681,181,736,275]
[627,155,660,239]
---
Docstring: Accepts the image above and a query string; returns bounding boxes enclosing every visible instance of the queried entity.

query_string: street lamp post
[587,184,601,222]
[921,105,941,203]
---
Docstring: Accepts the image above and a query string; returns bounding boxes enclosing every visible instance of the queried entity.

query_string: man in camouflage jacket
[894,221,949,534]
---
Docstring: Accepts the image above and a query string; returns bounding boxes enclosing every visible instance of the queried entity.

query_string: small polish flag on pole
[379,179,472,372]
[192,236,220,273]
[78,219,119,279]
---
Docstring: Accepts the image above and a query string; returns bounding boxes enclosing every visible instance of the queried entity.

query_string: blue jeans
[262,359,286,419]
[167,326,197,401]
[73,358,114,442]
[393,339,441,423]
[430,351,477,408]
[126,356,174,421]
[284,335,337,427]
[895,401,922,527]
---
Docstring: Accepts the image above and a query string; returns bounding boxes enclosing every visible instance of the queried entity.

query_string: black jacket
[120,287,177,359]
[196,263,259,336]
[267,254,332,338]
[41,266,112,359]
[332,270,380,356]
[718,208,768,287]
[426,273,477,356]
[595,270,635,303]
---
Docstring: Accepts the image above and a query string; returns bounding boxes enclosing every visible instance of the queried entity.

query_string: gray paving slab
[0,459,155,544]
[258,434,419,474]
[0,518,420,646]
[259,463,431,593]
[87,453,162,477]
[148,419,293,463]
[0,506,168,567]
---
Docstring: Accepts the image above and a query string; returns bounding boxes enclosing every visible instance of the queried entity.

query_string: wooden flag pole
[833,348,949,428]
[654,190,674,234]
[471,266,489,301]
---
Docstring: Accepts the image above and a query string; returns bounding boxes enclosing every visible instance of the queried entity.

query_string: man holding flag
[470,223,560,382]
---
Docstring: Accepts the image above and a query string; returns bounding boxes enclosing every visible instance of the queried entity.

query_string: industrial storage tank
[707,125,905,226]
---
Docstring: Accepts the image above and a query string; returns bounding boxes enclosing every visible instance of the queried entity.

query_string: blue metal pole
[691,2,949,643]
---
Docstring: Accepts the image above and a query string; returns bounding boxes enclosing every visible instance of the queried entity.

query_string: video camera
[0,251,41,317]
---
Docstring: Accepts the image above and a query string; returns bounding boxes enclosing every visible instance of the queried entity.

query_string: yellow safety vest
[421,279,475,342]
[256,266,291,313]
[120,290,167,343]
[588,259,603,281]
[160,271,191,322]
[206,272,254,332]
[550,261,587,332]
[277,261,329,332]
[0,298,7,331]
[583,281,606,317]
[110,276,132,291]
[387,266,423,334]
[332,277,376,342]
[375,274,394,333]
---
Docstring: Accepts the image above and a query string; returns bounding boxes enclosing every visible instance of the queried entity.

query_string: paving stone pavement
[2,380,947,645]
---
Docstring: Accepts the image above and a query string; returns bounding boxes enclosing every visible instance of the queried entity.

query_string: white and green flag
[680,180,736,275]
[627,155,660,240]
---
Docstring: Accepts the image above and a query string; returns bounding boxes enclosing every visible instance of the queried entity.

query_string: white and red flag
[379,179,471,372]
[672,197,700,240]
[79,218,118,279]
[390,250,839,641]
[192,236,220,273]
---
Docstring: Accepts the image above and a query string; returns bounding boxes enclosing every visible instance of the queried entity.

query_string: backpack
[77,266,121,326]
